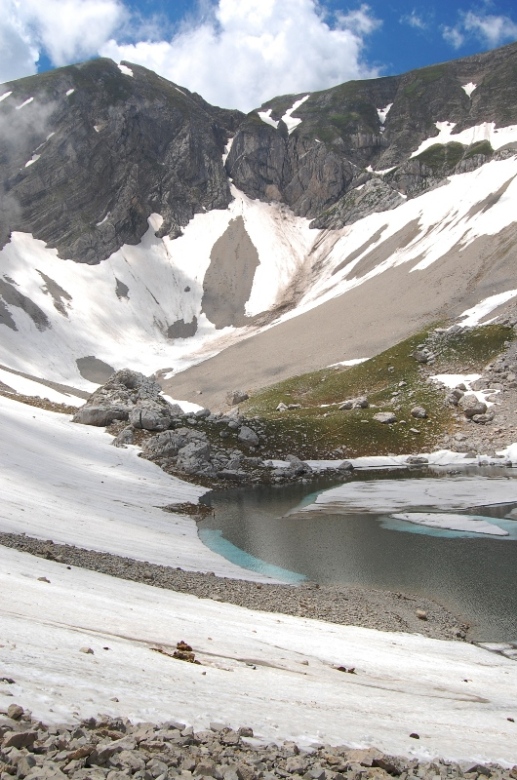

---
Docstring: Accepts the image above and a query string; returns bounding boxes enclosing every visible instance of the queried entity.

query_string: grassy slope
[241,325,514,459]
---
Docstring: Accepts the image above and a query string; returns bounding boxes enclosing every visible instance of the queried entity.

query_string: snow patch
[66,88,75,96]
[377,103,392,126]
[392,512,508,536]
[16,97,34,110]
[0,369,83,406]
[462,82,477,98]
[411,120,517,158]
[329,358,369,368]
[299,475,517,514]
[222,135,234,165]
[95,213,110,227]
[257,95,309,134]
[118,63,134,77]
[0,91,12,102]
[458,290,517,326]
[257,108,278,129]
[24,154,40,168]
[282,94,309,134]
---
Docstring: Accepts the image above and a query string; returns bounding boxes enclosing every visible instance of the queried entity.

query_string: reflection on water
[199,469,517,641]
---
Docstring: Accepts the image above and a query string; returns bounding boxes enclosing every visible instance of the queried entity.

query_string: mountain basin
[199,467,517,642]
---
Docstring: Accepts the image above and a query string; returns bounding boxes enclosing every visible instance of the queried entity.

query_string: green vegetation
[415,142,465,172]
[403,65,447,97]
[464,140,493,159]
[414,139,494,175]
[239,325,514,459]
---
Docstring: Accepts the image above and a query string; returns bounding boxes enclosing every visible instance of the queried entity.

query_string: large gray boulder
[73,405,128,426]
[73,368,182,431]
[238,426,260,446]
[142,430,189,458]
[460,396,488,418]
[374,411,397,424]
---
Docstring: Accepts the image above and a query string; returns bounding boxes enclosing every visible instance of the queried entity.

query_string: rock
[472,412,494,424]
[112,425,134,448]
[2,730,38,749]
[226,390,249,406]
[142,430,189,458]
[73,405,129,426]
[461,397,488,418]
[411,406,427,419]
[79,646,94,654]
[128,407,172,431]
[339,396,368,410]
[413,350,429,363]
[237,426,260,447]
[337,460,354,471]
[6,704,24,721]
[373,412,397,424]
[416,609,428,620]
[406,455,428,465]
[276,402,288,412]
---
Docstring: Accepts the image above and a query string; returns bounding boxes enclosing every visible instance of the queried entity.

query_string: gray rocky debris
[0,712,511,780]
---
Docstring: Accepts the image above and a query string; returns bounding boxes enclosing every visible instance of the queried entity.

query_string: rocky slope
[2,42,517,264]
[2,44,517,411]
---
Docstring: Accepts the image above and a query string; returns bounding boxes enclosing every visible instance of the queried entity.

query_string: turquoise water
[199,469,517,641]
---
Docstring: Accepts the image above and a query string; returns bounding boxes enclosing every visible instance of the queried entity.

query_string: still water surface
[199,469,517,641]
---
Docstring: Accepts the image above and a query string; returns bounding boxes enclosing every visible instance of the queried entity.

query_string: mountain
[1,44,517,409]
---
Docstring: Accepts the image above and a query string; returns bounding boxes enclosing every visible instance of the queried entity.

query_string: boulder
[373,412,397,424]
[142,430,189,458]
[129,407,172,431]
[411,406,428,419]
[339,396,368,410]
[226,390,249,406]
[238,426,260,446]
[461,397,488,418]
[73,405,128,426]
[112,426,134,448]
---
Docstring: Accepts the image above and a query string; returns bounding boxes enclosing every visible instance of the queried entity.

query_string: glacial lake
[199,467,517,642]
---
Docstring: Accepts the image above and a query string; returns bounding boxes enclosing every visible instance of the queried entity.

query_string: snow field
[0,395,275,580]
[2,544,517,764]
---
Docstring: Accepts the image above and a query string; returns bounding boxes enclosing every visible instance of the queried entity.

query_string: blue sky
[3,1,517,111]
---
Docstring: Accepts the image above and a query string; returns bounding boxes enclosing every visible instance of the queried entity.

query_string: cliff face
[2,43,517,263]
[0,59,242,263]
[226,41,517,228]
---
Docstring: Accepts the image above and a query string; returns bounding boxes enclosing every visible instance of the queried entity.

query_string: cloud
[1,0,381,110]
[400,11,428,31]
[443,9,517,50]
[100,0,381,111]
[0,0,127,83]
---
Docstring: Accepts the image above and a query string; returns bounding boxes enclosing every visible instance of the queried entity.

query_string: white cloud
[401,11,427,31]
[0,0,127,84]
[443,9,517,50]
[0,8,39,83]
[100,0,381,111]
[1,0,381,110]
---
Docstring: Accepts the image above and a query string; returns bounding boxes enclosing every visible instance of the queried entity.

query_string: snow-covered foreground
[2,544,517,765]
[0,395,275,581]
[1,394,517,764]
